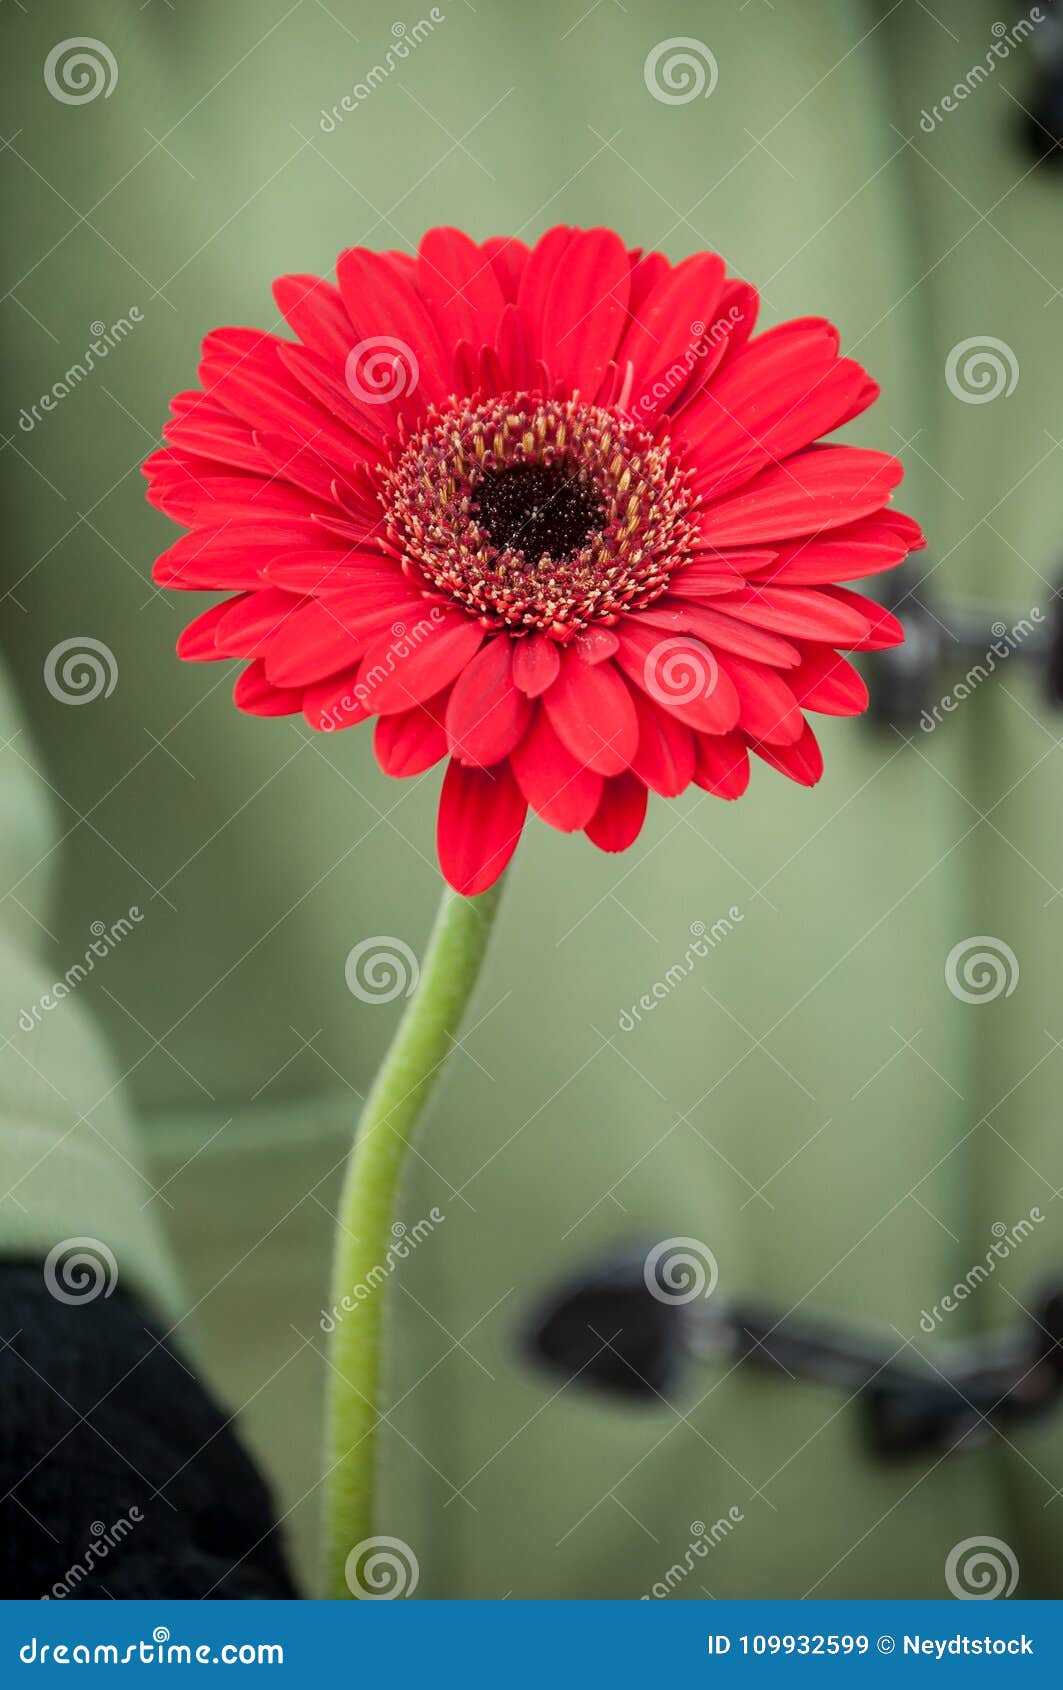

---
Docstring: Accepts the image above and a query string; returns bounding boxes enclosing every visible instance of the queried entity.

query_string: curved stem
[322,879,505,1598]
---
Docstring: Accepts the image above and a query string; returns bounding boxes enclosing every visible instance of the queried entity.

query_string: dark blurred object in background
[0,1267,297,1599]
[1022,0,1063,163]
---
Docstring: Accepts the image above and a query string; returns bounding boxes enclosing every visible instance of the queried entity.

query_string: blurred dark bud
[1023,1,1063,164]
[868,571,1063,731]
[524,1249,1063,1464]
[523,1246,684,1400]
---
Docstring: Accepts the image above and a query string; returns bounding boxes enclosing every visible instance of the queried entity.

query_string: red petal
[512,633,560,697]
[678,319,847,460]
[819,587,905,650]
[693,447,903,546]
[585,772,648,853]
[696,358,878,501]
[693,732,751,798]
[629,688,697,796]
[253,432,379,507]
[198,328,363,470]
[262,552,402,594]
[436,759,527,895]
[176,598,238,660]
[750,720,824,785]
[632,603,801,669]
[417,227,506,362]
[541,228,630,395]
[706,585,872,645]
[712,279,759,366]
[665,558,752,599]
[215,588,305,657]
[516,226,574,361]
[154,527,322,591]
[162,396,266,475]
[303,667,371,732]
[574,626,620,664]
[263,594,425,687]
[277,343,391,455]
[445,638,532,767]
[495,303,536,392]
[788,646,869,715]
[357,610,485,714]
[273,273,354,364]
[336,247,450,407]
[482,235,531,302]
[750,510,925,586]
[233,660,302,717]
[613,621,740,732]
[669,279,759,418]
[594,358,626,408]
[542,651,639,775]
[374,694,449,775]
[626,252,671,325]
[144,454,322,528]
[717,654,804,745]
[619,253,726,418]
[510,708,603,831]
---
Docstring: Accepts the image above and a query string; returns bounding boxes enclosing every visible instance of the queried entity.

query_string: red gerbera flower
[145,226,923,895]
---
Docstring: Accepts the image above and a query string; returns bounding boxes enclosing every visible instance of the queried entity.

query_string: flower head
[145,226,923,894]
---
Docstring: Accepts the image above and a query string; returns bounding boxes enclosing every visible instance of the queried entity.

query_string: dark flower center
[471,463,605,566]
[383,396,697,635]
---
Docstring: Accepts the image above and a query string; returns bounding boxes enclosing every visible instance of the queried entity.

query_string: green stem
[322,879,505,1598]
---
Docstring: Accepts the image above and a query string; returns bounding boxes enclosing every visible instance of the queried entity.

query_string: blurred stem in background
[323,879,506,1598]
